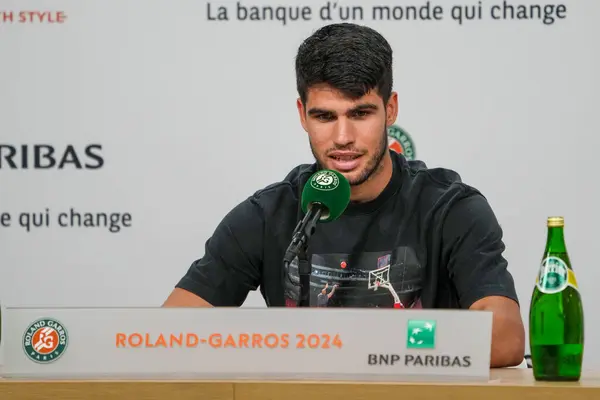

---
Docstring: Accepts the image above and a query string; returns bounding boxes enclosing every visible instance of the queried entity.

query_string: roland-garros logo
[310,170,339,191]
[23,318,69,364]
[387,124,416,161]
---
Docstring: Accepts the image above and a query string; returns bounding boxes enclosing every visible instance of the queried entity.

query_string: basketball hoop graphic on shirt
[368,265,404,309]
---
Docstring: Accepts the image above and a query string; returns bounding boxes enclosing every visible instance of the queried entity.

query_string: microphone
[283,169,351,306]
[284,169,351,264]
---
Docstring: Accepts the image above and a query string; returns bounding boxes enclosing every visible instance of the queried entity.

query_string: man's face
[297,85,398,186]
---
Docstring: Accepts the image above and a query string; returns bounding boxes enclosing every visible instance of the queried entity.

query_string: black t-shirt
[176,151,519,309]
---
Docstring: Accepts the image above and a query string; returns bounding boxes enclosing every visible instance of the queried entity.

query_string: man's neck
[349,153,393,203]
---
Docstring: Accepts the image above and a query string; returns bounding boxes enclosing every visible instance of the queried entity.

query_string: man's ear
[297,97,308,132]
[385,92,399,127]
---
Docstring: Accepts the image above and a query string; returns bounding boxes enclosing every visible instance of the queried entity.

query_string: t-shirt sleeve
[441,191,519,309]
[175,197,264,307]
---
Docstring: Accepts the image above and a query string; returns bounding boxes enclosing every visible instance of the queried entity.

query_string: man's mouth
[328,152,362,161]
[327,152,363,171]
[330,155,361,161]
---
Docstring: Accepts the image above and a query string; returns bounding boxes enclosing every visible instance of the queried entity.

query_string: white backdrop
[1,0,599,367]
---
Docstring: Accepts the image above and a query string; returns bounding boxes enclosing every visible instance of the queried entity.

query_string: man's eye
[352,110,369,118]
[316,114,333,121]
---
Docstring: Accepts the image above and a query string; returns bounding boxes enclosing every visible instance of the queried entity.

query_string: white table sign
[0,307,492,381]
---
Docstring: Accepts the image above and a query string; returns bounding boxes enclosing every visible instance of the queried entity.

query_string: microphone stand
[297,246,310,307]
[283,204,324,307]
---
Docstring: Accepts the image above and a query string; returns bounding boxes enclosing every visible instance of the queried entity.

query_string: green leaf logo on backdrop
[387,125,416,161]
[406,319,436,349]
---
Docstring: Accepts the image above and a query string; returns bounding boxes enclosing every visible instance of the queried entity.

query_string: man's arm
[470,295,525,367]
[328,284,337,299]
[442,190,525,368]
[162,197,264,307]
[163,288,214,307]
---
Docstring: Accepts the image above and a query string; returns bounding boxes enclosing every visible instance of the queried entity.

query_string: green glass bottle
[529,216,584,381]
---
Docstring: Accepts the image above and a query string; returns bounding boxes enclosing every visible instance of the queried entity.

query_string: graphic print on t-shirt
[284,246,423,308]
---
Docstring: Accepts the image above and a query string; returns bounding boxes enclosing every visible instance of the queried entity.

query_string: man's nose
[332,119,356,147]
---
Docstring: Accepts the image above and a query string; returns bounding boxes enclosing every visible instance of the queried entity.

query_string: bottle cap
[547,216,564,227]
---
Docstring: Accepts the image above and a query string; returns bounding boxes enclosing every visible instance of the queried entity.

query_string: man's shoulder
[402,157,465,189]
[393,153,483,208]
[249,162,317,211]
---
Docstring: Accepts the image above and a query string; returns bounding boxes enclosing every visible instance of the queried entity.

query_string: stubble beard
[310,127,389,186]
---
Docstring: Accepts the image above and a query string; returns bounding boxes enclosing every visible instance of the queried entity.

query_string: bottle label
[536,256,576,294]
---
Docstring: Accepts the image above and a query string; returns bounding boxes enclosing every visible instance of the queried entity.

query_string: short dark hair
[295,23,393,106]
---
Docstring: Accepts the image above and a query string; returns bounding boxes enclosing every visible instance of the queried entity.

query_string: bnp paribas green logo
[406,320,436,349]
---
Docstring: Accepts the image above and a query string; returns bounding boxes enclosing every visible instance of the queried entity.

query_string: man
[317,283,337,307]
[163,23,525,367]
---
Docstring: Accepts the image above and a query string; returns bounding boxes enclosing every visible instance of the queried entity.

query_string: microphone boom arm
[283,203,324,307]
[283,203,323,266]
